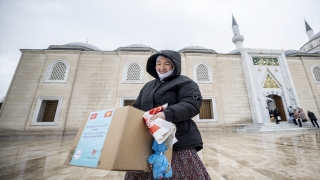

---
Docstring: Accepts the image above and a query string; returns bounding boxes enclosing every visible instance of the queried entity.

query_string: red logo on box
[92,149,97,156]
[90,113,98,120]
[104,111,113,117]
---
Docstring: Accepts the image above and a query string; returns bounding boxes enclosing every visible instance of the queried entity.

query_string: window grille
[124,100,135,106]
[313,66,320,82]
[126,63,141,81]
[36,100,58,122]
[49,62,67,80]
[196,64,210,81]
[199,99,213,119]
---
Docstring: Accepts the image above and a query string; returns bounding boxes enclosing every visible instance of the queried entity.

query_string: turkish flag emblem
[104,111,113,117]
[90,113,98,120]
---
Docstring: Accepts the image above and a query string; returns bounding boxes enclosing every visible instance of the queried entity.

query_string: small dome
[228,48,242,54]
[126,44,151,48]
[284,49,303,56]
[178,45,216,53]
[64,42,100,51]
[180,45,207,50]
[115,43,157,52]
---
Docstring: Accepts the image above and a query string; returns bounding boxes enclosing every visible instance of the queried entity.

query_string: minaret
[232,15,244,49]
[305,19,314,40]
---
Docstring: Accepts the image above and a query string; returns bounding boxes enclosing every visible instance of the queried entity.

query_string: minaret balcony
[232,35,244,43]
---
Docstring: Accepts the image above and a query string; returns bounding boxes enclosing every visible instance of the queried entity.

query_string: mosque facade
[0,17,319,135]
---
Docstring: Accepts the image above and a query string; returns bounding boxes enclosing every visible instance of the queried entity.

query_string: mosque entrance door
[274,96,286,121]
[267,95,286,121]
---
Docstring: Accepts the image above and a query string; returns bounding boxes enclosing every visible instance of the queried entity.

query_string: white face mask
[156,68,175,81]
[155,55,175,80]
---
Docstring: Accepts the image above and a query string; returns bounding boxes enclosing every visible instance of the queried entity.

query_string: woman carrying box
[124,50,211,180]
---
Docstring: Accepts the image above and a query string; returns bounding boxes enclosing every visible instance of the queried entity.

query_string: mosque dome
[178,45,216,53]
[64,42,101,51]
[180,45,207,50]
[310,31,320,41]
[126,44,152,48]
[228,48,242,54]
[300,31,320,53]
[284,49,303,56]
[115,43,157,52]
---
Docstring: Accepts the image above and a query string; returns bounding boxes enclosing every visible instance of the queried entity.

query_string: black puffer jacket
[133,50,203,151]
[308,111,317,120]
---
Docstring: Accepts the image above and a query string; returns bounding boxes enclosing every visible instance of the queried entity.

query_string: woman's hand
[150,112,165,121]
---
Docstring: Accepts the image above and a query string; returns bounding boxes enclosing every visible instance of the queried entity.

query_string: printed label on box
[70,108,115,167]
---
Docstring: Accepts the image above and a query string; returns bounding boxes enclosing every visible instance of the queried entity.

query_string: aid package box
[64,106,172,172]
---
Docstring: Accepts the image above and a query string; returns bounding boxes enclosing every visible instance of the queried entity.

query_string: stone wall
[215,54,252,124]
[1,49,319,133]
[0,51,46,130]
[287,56,320,118]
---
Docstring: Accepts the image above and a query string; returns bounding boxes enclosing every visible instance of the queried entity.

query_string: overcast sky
[0,0,319,98]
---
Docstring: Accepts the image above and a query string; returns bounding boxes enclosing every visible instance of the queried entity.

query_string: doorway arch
[266,94,287,121]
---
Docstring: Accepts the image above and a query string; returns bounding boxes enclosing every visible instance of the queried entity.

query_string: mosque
[0,16,319,135]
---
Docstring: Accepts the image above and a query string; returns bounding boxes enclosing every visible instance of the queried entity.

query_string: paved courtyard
[0,131,319,180]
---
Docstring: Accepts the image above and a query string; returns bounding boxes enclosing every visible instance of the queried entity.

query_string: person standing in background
[307,110,319,128]
[273,108,281,124]
[287,106,294,117]
[294,109,302,127]
[297,107,307,122]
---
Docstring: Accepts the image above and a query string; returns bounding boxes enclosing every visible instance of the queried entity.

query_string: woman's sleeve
[133,87,144,110]
[163,80,202,123]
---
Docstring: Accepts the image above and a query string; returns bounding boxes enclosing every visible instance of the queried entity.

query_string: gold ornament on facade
[252,57,279,66]
[264,74,279,88]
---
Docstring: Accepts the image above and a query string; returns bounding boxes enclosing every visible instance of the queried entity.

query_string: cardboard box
[64,106,172,172]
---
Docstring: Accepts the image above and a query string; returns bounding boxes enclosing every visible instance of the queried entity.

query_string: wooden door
[273,96,286,121]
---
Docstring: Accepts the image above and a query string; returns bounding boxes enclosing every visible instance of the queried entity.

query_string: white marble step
[236,122,319,133]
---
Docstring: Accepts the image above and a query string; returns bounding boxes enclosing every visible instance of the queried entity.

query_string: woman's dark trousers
[293,119,298,125]
[297,119,302,127]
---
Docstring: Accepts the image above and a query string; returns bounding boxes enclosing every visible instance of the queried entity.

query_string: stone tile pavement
[0,131,319,180]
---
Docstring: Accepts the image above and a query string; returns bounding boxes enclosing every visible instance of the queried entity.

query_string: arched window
[44,60,70,82]
[309,44,313,49]
[311,65,320,83]
[193,63,213,83]
[122,61,144,83]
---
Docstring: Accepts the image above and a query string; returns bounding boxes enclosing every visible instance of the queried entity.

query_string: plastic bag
[148,140,173,179]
